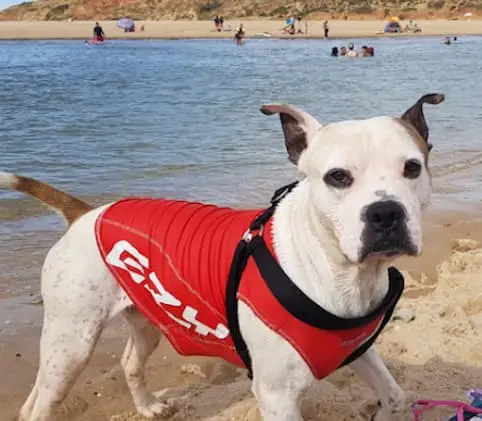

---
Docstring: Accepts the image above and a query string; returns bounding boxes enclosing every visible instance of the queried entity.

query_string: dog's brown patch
[394,118,429,163]
[14,175,92,226]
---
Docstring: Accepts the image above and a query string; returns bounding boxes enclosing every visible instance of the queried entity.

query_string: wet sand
[3,207,482,420]
[0,19,481,40]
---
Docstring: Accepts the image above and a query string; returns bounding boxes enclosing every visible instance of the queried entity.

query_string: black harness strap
[225,182,405,379]
[252,243,404,331]
[225,182,298,378]
[338,268,403,368]
[225,237,253,375]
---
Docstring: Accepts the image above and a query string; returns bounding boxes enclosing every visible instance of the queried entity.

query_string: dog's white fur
[3,98,442,421]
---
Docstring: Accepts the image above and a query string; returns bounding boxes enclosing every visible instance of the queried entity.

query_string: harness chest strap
[225,182,405,379]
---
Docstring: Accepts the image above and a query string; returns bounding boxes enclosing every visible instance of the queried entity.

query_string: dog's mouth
[359,233,418,262]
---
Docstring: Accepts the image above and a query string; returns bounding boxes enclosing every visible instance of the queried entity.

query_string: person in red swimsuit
[93,22,105,43]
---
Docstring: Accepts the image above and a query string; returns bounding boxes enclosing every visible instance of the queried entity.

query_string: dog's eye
[323,169,353,188]
[403,159,422,179]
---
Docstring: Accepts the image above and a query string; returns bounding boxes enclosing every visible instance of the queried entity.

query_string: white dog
[1,93,444,421]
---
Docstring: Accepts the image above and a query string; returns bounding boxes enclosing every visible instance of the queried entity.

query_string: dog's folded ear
[261,104,321,165]
[401,93,445,152]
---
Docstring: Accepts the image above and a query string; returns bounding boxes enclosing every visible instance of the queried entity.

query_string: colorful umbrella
[117,18,135,30]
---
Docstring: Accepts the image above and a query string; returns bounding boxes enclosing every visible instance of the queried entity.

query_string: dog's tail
[0,171,93,225]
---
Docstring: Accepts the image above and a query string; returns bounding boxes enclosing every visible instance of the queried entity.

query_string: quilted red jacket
[96,198,395,379]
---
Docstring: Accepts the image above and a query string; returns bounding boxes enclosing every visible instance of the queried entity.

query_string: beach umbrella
[286,16,295,25]
[116,17,135,30]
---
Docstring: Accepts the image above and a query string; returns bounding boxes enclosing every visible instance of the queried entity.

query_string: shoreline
[0,19,481,40]
[2,34,482,41]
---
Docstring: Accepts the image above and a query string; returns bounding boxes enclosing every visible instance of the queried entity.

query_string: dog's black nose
[365,200,405,232]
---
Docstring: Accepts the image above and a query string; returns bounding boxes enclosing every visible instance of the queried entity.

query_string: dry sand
[3,208,482,421]
[0,19,481,40]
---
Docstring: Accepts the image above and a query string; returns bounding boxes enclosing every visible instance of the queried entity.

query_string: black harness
[225,182,405,379]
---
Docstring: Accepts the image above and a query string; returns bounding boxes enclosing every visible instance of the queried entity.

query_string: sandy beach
[3,207,482,421]
[0,19,481,40]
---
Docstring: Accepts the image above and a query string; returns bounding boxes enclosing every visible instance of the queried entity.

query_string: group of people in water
[443,36,458,44]
[331,43,374,57]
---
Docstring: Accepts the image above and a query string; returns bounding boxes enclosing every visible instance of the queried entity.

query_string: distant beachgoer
[93,22,105,42]
[296,15,304,34]
[340,46,347,56]
[360,46,374,57]
[346,42,357,57]
[234,24,245,45]
[443,36,451,45]
[213,15,221,32]
[283,16,295,33]
[331,46,338,57]
[219,16,224,30]
[453,36,457,41]
[323,20,329,38]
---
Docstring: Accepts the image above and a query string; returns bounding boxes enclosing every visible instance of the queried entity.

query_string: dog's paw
[136,395,176,418]
[373,406,412,421]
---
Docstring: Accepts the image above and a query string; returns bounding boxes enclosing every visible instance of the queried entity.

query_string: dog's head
[262,93,445,264]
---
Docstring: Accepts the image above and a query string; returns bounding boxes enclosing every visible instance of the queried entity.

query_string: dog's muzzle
[360,200,416,261]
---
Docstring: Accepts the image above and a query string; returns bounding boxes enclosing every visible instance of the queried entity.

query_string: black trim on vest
[225,182,405,380]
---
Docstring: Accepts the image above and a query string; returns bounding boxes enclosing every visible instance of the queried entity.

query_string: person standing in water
[93,22,105,42]
[234,23,245,45]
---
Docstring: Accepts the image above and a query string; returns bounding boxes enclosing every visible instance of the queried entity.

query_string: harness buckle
[243,225,264,242]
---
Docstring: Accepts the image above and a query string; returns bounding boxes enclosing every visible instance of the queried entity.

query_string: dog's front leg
[251,370,308,421]
[349,347,408,420]
[239,303,313,421]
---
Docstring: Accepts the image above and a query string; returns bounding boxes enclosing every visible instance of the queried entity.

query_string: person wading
[93,22,105,42]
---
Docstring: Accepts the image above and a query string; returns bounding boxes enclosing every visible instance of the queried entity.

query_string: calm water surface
[1,37,482,299]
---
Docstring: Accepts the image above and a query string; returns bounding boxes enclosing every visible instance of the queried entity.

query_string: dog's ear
[260,104,321,164]
[401,93,445,152]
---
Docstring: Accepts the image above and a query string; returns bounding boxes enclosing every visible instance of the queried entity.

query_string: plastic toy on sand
[412,389,482,421]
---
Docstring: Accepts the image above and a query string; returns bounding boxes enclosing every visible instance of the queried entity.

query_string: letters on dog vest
[95,196,403,380]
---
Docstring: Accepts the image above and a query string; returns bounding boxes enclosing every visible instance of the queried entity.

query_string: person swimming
[340,46,347,56]
[360,45,374,57]
[331,46,338,57]
[346,42,357,57]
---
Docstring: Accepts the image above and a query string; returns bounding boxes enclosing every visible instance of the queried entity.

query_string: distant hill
[0,0,480,20]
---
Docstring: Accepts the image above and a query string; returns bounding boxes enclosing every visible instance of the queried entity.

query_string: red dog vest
[95,198,401,379]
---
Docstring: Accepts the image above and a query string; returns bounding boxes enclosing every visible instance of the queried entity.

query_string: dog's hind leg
[120,308,172,418]
[19,212,126,421]
[19,309,104,421]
